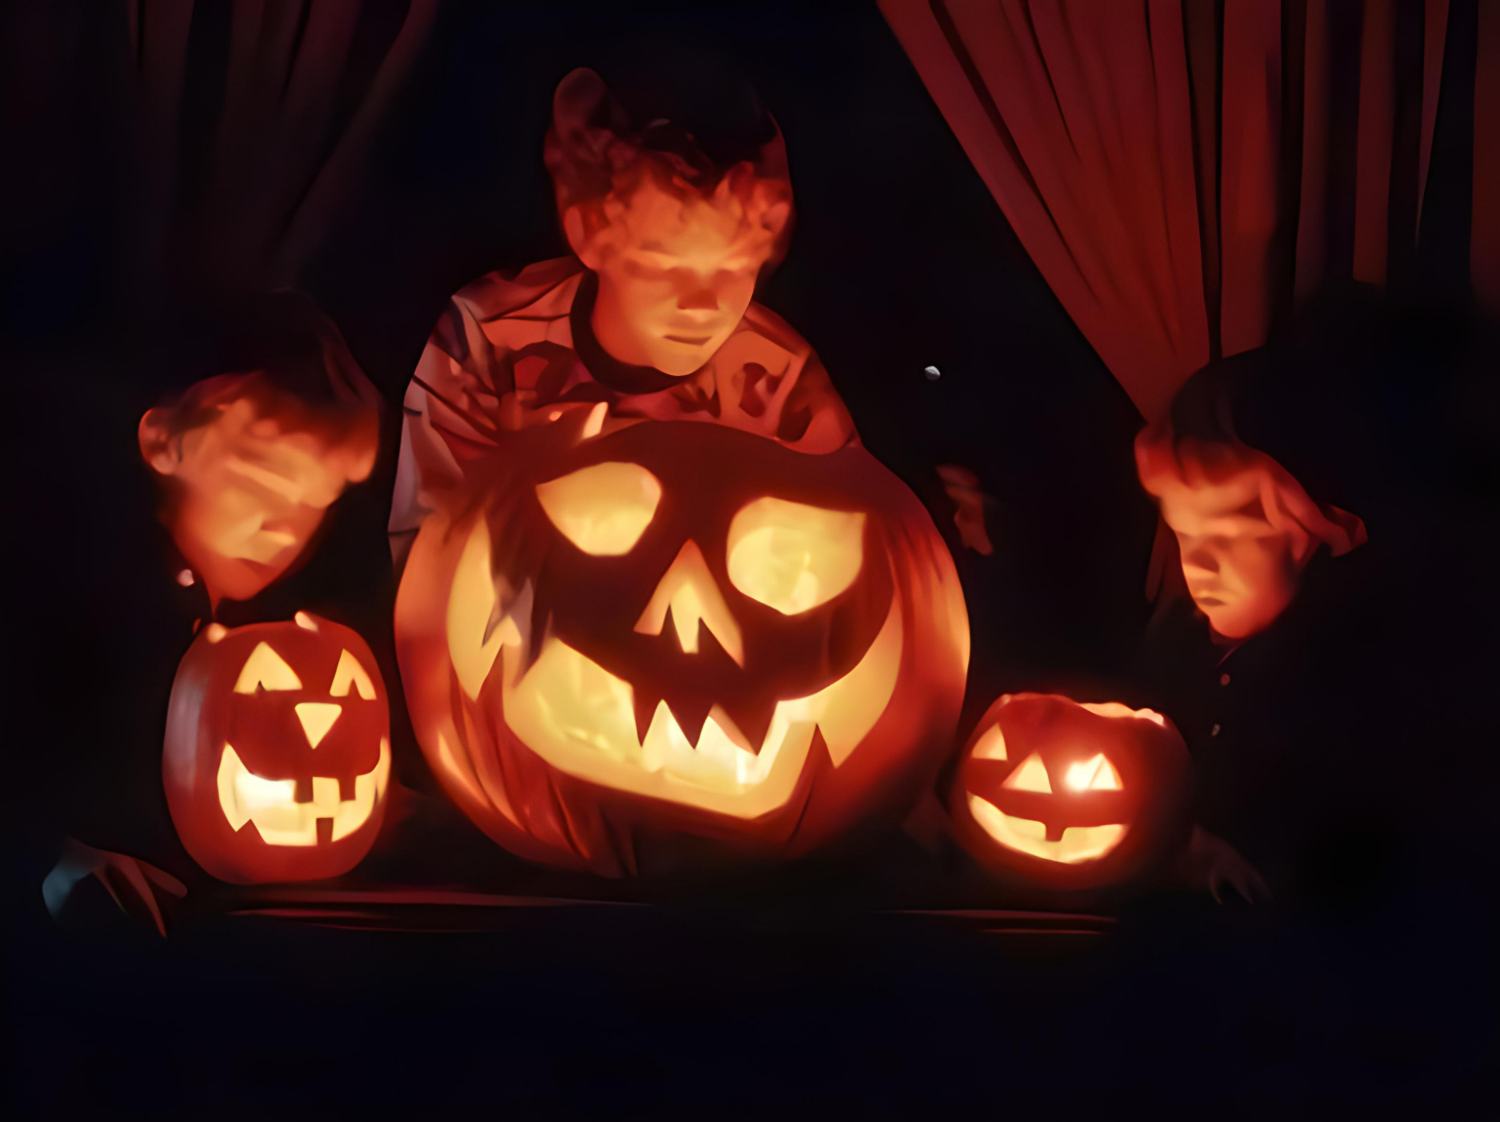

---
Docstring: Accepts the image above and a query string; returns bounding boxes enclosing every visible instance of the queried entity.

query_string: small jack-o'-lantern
[949,693,1191,890]
[163,613,391,883]
[396,414,969,875]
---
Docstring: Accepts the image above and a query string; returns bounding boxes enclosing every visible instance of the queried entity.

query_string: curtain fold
[880,0,1465,419]
[116,0,437,306]
[1475,0,1500,313]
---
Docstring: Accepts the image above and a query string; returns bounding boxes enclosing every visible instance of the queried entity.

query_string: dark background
[4,1,1494,1113]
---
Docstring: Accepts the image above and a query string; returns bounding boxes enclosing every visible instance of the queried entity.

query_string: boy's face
[1156,469,1304,640]
[145,394,371,603]
[582,178,778,376]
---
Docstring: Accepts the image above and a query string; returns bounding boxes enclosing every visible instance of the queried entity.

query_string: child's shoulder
[450,257,585,326]
[717,300,815,374]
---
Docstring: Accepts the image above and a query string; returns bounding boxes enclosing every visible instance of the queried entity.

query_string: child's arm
[390,293,515,566]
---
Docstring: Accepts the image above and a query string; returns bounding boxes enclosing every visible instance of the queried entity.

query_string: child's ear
[345,434,378,485]
[562,206,601,270]
[138,408,181,475]
[761,199,792,240]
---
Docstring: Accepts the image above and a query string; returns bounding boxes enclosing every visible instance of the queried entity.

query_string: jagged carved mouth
[216,741,390,846]
[497,599,904,818]
[966,794,1127,865]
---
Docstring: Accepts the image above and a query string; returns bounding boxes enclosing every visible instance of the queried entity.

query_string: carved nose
[295,702,342,749]
[677,287,718,311]
[634,541,745,666]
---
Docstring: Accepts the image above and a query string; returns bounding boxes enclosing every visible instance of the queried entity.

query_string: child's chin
[204,555,292,604]
[651,350,712,376]
[1204,607,1261,640]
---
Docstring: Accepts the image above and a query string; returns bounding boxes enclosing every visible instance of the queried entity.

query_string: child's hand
[1179,826,1271,904]
[42,838,188,937]
[936,464,995,556]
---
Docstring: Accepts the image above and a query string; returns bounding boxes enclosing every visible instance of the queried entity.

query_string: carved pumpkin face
[949,693,1190,890]
[396,415,968,875]
[163,613,391,884]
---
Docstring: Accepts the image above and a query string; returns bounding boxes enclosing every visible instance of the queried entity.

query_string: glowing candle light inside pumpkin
[950,693,1190,888]
[394,418,969,876]
[163,613,392,883]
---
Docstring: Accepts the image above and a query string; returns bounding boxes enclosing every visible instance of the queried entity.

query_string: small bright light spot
[176,568,195,587]
[1065,756,1103,791]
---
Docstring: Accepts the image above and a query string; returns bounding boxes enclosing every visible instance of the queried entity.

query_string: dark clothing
[1129,514,1490,914]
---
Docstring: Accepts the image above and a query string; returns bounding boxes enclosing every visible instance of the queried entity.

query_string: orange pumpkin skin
[395,416,969,876]
[163,614,391,884]
[949,693,1191,891]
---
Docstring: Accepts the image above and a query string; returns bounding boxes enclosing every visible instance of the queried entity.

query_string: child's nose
[677,286,719,311]
[1182,543,1220,575]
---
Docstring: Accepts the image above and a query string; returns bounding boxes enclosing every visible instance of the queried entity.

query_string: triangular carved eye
[1002,753,1052,793]
[234,643,303,693]
[970,724,1008,761]
[1091,756,1123,790]
[329,649,376,700]
[1064,754,1123,792]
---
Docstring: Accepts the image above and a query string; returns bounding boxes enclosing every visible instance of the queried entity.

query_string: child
[391,67,856,563]
[138,294,380,609]
[1128,300,1472,909]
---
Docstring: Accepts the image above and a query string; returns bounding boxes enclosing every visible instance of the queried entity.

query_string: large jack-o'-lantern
[163,613,391,884]
[396,414,969,875]
[949,693,1191,890]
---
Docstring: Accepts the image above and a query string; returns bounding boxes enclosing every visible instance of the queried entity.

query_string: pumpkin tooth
[808,724,836,768]
[727,697,778,755]
[632,688,662,746]
[661,693,712,747]
[639,702,681,774]
[705,705,754,754]
[692,618,745,670]
[693,716,748,777]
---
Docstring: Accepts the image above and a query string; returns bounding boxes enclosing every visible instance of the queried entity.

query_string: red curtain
[1475,0,1500,313]
[2,0,437,317]
[123,0,438,300]
[879,0,1467,420]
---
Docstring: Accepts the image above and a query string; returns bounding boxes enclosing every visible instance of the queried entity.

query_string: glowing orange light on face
[1135,428,1366,639]
[1156,472,1304,640]
[163,613,391,884]
[568,170,789,376]
[140,376,377,605]
[545,67,793,378]
[949,693,1191,890]
[395,415,969,876]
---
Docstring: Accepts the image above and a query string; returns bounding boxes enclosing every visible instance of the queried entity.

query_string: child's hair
[153,291,380,453]
[543,66,793,265]
[1135,423,1367,561]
